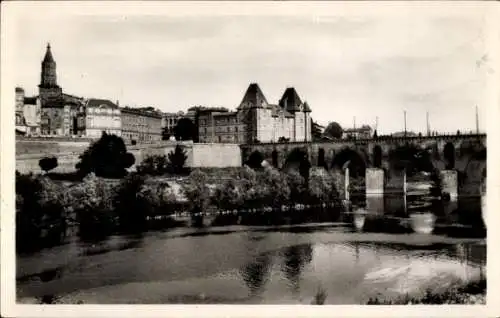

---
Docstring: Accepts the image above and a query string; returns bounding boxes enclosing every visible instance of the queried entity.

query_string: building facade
[15,87,42,136]
[161,111,185,135]
[198,83,312,144]
[23,96,42,136]
[84,99,121,138]
[198,110,246,143]
[15,87,25,126]
[121,107,162,144]
[343,125,373,139]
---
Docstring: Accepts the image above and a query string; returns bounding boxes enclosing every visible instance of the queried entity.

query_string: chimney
[116,100,120,107]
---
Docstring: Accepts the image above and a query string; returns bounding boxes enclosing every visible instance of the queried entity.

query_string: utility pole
[404,111,407,137]
[426,111,430,136]
[476,105,479,134]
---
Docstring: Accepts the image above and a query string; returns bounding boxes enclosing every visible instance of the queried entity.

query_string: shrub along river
[16,192,486,304]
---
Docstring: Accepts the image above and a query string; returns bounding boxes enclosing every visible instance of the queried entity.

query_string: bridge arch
[331,148,366,178]
[247,150,264,169]
[284,148,311,179]
[388,144,434,177]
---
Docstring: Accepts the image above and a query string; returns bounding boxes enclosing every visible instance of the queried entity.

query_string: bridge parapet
[240,133,486,148]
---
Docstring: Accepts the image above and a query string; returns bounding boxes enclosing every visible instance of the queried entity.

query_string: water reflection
[280,244,313,293]
[240,253,272,297]
[366,195,384,215]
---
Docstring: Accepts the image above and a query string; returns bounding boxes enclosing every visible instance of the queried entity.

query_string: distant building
[84,99,121,138]
[23,96,42,136]
[15,87,25,126]
[343,125,373,139]
[121,107,162,144]
[198,109,246,143]
[161,111,185,134]
[198,83,312,144]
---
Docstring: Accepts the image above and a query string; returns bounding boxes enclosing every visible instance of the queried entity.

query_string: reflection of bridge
[241,134,486,192]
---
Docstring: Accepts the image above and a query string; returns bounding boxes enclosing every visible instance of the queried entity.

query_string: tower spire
[40,42,58,87]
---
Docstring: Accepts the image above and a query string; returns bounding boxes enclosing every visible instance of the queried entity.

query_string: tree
[136,155,168,175]
[323,122,343,139]
[181,169,211,227]
[311,119,324,141]
[212,178,244,211]
[75,132,135,178]
[167,145,188,174]
[162,127,173,140]
[174,118,196,141]
[39,157,58,173]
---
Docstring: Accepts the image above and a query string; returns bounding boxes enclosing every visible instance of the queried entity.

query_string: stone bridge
[240,134,486,194]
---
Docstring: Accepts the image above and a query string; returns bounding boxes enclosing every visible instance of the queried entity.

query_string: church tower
[38,43,62,107]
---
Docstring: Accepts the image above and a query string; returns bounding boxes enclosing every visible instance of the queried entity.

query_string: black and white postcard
[1,1,499,317]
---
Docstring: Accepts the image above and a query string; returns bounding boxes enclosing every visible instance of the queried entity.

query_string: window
[235,127,238,132]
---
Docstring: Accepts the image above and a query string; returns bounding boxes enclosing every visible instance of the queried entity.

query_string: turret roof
[279,87,302,112]
[237,83,269,109]
[303,101,312,113]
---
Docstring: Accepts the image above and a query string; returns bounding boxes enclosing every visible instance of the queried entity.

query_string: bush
[308,173,340,204]
[366,278,486,304]
[167,145,188,174]
[181,169,211,214]
[260,168,290,209]
[71,173,117,239]
[286,170,307,204]
[136,155,168,175]
[136,146,188,176]
[75,132,135,178]
[212,178,244,211]
[39,157,58,173]
[113,173,147,232]
[16,174,70,252]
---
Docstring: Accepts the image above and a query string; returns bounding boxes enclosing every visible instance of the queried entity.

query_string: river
[17,220,485,304]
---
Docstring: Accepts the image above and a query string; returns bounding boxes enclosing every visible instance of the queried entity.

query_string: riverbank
[366,278,486,304]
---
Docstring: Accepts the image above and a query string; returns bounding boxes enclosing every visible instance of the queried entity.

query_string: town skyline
[10,2,493,134]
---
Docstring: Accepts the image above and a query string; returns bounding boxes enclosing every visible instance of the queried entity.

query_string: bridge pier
[440,170,458,201]
[366,168,385,196]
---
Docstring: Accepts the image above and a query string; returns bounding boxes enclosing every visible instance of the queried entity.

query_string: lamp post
[404,111,407,137]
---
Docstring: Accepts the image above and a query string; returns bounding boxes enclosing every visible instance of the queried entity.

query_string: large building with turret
[198,83,312,144]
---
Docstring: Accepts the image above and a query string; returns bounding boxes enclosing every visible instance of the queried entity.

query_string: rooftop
[86,98,119,109]
[238,83,269,110]
[279,87,303,112]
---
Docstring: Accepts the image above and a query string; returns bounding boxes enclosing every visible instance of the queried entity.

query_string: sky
[7,2,496,134]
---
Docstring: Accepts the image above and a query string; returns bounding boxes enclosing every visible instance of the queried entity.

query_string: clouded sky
[8,2,496,134]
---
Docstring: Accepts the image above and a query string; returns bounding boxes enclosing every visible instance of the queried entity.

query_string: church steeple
[40,42,58,88]
[43,43,55,63]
